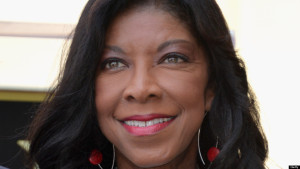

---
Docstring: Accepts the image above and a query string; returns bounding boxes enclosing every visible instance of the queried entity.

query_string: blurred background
[0,0,299,168]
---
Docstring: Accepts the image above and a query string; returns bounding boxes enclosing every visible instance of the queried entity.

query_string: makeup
[121,114,175,136]
[95,7,210,167]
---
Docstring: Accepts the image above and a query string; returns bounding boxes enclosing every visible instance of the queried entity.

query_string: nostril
[127,95,135,101]
[149,94,156,98]
[125,93,159,102]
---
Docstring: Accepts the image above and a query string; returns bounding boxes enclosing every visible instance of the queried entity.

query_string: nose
[123,67,162,103]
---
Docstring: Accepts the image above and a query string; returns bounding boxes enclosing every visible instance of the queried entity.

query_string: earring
[198,128,220,166]
[198,128,206,165]
[89,145,115,169]
[207,137,220,162]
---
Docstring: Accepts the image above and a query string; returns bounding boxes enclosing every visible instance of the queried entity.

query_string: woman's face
[95,7,214,168]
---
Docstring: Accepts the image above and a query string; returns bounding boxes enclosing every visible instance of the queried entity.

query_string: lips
[121,114,176,136]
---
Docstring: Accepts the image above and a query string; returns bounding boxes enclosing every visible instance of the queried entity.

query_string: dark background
[0,101,40,169]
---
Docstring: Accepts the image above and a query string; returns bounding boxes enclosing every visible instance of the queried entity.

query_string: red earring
[207,136,220,162]
[207,146,220,162]
[199,129,220,166]
[89,149,103,169]
[89,146,115,169]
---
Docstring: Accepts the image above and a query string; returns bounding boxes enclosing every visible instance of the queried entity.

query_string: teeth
[124,117,173,127]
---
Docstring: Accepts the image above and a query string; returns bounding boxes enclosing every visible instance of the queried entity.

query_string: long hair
[27,0,268,169]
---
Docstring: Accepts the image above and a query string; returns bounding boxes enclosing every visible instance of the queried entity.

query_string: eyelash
[101,58,127,70]
[160,52,189,64]
[101,52,189,71]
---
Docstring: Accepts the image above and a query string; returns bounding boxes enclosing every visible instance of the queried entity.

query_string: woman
[27,0,268,169]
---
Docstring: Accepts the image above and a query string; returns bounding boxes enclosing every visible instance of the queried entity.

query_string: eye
[101,58,127,70]
[161,52,188,64]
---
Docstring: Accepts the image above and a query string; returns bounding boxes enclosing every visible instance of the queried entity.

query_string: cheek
[155,69,208,109]
[94,75,126,142]
[94,74,126,128]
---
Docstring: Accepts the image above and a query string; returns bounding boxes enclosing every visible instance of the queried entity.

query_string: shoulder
[0,166,9,169]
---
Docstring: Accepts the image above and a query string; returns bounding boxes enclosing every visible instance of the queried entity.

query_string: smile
[121,114,176,136]
[123,117,173,127]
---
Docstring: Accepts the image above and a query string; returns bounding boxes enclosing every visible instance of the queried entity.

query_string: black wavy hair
[27,0,268,169]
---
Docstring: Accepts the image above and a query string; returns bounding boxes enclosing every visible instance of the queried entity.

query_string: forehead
[105,7,196,47]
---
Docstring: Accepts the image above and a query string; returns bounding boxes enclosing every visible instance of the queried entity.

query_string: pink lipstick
[121,114,175,136]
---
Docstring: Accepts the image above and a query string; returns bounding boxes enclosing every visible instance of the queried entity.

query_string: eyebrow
[157,39,191,52]
[105,39,191,54]
[104,45,126,54]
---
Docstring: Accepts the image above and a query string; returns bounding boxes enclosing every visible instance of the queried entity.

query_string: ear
[205,88,214,111]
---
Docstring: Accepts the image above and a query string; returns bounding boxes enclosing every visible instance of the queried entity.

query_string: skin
[95,7,214,169]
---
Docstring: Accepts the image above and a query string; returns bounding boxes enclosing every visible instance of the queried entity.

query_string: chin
[128,152,173,168]
[131,159,167,168]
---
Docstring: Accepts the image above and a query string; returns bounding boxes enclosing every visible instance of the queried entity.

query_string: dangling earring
[198,128,220,166]
[89,145,115,169]
[198,111,220,166]
[198,128,206,165]
[207,137,220,162]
